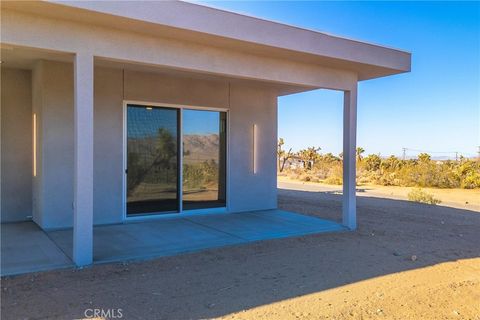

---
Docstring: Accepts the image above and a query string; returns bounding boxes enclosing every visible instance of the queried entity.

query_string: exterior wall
[229,84,278,212]
[32,62,44,226]
[92,67,123,225]
[29,63,278,229]
[0,68,33,222]
[32,61,74,229]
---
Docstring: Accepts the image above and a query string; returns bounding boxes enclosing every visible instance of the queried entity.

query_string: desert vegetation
[278,138,480,190]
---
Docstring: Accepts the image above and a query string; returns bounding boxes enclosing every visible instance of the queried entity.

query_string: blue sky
[183,109,220,134]
[200,1,479,158]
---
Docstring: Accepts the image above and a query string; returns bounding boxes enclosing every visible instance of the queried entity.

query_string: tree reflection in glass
[126,105,178,215]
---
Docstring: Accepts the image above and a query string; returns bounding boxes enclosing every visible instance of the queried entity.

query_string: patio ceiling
[0,45,313,96]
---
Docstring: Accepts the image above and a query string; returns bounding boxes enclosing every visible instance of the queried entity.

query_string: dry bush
[279,146,480,189]
[407,188,441,205]
[324,176,342,185]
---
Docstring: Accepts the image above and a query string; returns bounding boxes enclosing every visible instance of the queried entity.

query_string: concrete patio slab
[1,222,73,276]
[47,210,345,264]
[48,218,246,263]
[187,210,345,241]
[1,210,345,275]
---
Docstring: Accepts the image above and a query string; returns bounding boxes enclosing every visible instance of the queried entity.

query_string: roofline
[3,1,411,80]
[191,0,411,56]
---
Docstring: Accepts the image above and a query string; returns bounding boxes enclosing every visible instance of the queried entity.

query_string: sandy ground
[1,182,479,320]
[278,176,480,211]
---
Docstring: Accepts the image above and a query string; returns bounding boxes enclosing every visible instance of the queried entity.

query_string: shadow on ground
[1,188,479,320]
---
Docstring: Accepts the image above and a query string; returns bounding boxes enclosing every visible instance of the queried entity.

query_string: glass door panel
[182,109,226,210]
[126,105,179,215]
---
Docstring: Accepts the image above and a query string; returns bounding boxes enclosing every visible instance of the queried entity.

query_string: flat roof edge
[190,1,411,56]
[4,1,412,79]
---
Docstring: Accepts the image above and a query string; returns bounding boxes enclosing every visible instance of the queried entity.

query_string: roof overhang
[2,0,411,81]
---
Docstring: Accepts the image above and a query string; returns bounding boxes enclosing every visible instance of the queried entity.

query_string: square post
[73,52,94,266]
[342,86,357,230]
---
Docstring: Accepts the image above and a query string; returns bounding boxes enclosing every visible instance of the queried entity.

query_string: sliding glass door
[182,109,227,210]
[126,105,179,215]
[125,104,226,216]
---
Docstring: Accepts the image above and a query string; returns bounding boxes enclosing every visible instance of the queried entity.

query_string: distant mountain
[183,134,220,163]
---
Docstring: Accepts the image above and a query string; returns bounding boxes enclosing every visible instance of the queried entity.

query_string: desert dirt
[1,181,479,319]
[278,176,480,211]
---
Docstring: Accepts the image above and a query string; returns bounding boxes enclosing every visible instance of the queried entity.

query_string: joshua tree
[381,155,402,171]
[356,147,365,161]
[363,154,382,171]
[277,138,293,172]
[127,128,177,195]
[418,153,431,163]
[297,146,321,170]
[321,152,341,163]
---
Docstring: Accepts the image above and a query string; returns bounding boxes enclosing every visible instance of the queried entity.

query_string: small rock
[206,303,215,309]
[393,251,401,256]
[440,220,445,225]
[411,255,417,261]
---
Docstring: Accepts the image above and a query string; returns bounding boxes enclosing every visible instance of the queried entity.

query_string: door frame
[122,100,230,222]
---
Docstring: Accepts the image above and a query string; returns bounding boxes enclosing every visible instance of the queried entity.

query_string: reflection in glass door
[126,105,179,215]
[182,109,227,210]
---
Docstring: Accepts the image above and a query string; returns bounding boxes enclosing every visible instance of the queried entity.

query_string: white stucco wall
[32,61,75,229]
[17,62,277,229]
[229,84,278,212]
[0,68,33,222]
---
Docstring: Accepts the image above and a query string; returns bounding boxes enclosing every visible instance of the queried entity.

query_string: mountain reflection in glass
[182,109,226,210]
[126,105,179,215]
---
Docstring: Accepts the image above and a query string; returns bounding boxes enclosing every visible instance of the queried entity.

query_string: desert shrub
[377,171,400,186]
[301,175,312,182]
[457,160,480,189]
[381,155,403,171]
[363,154,382,171]
[280,141,480,189]
[324,176,342,185]
[357,169,382,185]
[462,172,480,189]
[183,159,218,189]
[407,188,441,205]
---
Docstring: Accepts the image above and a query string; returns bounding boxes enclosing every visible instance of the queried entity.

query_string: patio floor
[2,210,345,276]
[1,222,73,276]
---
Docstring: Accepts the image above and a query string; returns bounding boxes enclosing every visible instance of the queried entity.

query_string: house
[0,1,411,269]
[281,156,310,170]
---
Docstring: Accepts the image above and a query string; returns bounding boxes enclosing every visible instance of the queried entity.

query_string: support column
[342,85,357,230]
[73,52,94,266]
